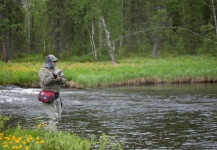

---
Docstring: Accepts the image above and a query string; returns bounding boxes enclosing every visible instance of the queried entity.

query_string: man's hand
[53,70,61,78]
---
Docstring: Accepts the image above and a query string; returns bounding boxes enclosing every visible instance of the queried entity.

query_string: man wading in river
[38,54,66,131]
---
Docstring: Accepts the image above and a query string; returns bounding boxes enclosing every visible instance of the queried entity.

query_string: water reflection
[0,84,217,149]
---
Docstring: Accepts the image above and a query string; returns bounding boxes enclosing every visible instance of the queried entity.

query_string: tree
[0,0,24,62]
[211,0,217,35]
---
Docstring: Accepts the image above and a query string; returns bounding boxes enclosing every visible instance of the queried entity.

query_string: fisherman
[38,54,66,131]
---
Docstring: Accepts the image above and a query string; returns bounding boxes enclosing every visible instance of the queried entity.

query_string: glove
[53,70,61,78]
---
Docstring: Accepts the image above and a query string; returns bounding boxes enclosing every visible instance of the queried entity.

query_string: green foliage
[0,115,10,132]
[39,132,91,150]
[1,123,123,150]
[1,0,217,60]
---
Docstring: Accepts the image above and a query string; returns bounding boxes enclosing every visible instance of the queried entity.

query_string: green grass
[0,55,217,87]
[0,115,123,150]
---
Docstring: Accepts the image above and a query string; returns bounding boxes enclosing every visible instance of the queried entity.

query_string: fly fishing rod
[61,51,94,71]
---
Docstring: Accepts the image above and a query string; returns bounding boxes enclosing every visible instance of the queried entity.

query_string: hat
[49,54,58,62]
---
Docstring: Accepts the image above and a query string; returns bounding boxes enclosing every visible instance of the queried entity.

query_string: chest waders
[56,97,62,121]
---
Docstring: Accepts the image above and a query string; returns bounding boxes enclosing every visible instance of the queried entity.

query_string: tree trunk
[99,17,102,57]
[91,11,97,60]
[152,23,158,58]
[101,16,116,65]
[212,0,217,35]
[119,0,124,57]
[55,17,61,53]
[2,24,7,62]
[27,0,31,53]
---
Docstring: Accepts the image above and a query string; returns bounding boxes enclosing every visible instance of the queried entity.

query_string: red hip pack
[38,90,55,103]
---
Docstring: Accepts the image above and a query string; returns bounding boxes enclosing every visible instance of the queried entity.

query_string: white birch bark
[101,16,116,64]
[99,17,102,57]
[91,11,97,60]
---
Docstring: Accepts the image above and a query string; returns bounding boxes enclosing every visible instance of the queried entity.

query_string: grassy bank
[0,55,216,88]
[0,115,123,150]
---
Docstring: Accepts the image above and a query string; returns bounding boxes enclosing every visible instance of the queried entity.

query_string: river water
[0,84,217,149]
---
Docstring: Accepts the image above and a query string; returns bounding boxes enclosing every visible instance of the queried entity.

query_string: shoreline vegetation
[0,115,123,150]
[0,55,217,88]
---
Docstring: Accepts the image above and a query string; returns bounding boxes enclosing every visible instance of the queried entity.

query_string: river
[0,83,217,149]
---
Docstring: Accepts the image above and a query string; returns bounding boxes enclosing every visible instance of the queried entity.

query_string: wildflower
[43,123,48,127]
[40,140,45,144]
[15,139,20,143]
[23,141,27,145]
[11,136,16,140]
[3,141,7,145]
[0,133,3,136]
[29,136,33,141]
[25,146,29,150]
[5,137,10,141]
[37,124,41,128]
[2,144,8,148]
[0,137,2,141]
[18,137,22,141]
[19,145,23,148]
[36,137,40,141]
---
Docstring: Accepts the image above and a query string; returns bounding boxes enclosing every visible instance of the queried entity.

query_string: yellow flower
[0,137,2,141]
[18,137,22,141]
[36,137,40,141]
[5,137,10,141]
[11,136,16,140]
[25,146,29,150]
[29,137,33,141]
[2,145,8,148]
[37,124,41,128]
[0,133,3,136]
[19,145,23,148]
[3,141,7,144]
[23,141,27,145]
[15,139,20,143]
[40,140,45,144]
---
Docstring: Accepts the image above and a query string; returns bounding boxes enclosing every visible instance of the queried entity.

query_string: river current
[0,84,217,149]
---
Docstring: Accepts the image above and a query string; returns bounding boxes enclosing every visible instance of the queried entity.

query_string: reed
[0,55,216,88]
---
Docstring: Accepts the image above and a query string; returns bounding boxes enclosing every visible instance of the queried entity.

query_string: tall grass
[0,55,216,87]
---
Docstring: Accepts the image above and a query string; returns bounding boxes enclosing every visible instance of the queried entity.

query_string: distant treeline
[1,0,217,62]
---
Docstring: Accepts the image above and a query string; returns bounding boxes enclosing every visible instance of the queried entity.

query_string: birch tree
[211,0,217,35]
[101,16,116,64]
[27,0,31,53]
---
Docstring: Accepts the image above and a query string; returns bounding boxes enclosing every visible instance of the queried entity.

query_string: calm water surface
[0,84,217,149]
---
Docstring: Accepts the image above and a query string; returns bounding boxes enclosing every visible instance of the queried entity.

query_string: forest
[1,0,217,63]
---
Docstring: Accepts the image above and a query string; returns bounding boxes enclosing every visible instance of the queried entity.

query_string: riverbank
[0,55,217,88]
[0,115,123,150]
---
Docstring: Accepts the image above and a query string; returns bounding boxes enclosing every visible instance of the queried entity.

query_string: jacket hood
[45,54,58,69]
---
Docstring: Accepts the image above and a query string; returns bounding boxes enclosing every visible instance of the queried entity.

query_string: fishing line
[119,26,217,43]
[61,26,217,71]
[61,51,95,71]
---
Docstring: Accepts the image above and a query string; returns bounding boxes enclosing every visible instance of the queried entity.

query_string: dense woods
[1,0,217,62]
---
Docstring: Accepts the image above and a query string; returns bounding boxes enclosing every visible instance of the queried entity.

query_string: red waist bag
[38,90,55,103]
